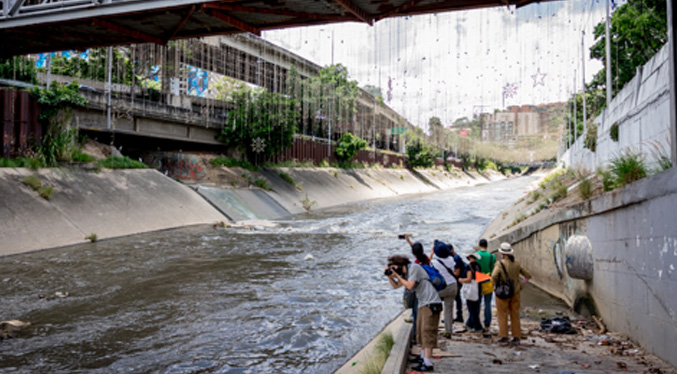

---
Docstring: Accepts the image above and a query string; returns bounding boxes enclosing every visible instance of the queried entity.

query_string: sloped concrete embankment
[0,168,226,257]
[482,167,677,368]
[196,166,501,221]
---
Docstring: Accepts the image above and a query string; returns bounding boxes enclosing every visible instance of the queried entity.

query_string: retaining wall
[561,44,672,171]
[0,168,226,256]
[490,166,677,367]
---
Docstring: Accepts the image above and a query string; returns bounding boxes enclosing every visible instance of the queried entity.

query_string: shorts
[416,305,440,349]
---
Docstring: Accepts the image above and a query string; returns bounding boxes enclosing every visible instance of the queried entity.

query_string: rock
[0,320,31,333]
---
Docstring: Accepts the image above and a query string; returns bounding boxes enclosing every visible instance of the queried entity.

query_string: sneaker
[511,338,521,345]
[408,357,423,364]
[411,363,434,372]
[497,337,510,346]
[453,317,464,323]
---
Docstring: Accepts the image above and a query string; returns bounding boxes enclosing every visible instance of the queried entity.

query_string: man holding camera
[385,255,441,372]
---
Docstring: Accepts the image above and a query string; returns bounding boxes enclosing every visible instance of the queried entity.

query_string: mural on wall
[148,153,207,182]
[548,222,584,283]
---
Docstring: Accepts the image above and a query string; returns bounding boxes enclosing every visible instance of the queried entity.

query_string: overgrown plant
[578,178,593,200]
[301,193,317,211]
[584,123,598,152]
[609,122,619,142]
[217,88,299,164]
[359,332,395,374]
[31,81,88,166]
[335,132,367,165]
[405,132,438,169]
[610,151,647,187]
[98,156,147,169]
[22,175,53,200]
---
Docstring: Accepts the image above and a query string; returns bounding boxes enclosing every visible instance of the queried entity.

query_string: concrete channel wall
[491,166,677,367]
[560,44,671,171]
[0,165,501,256]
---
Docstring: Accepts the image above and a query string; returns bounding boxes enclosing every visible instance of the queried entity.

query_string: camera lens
[384,268,392,276]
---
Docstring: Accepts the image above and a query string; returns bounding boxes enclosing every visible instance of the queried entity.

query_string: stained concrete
[0,168,226,256]
[485,166,677,368]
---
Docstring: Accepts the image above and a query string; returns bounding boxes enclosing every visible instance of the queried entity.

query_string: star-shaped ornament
[531,69,547,87]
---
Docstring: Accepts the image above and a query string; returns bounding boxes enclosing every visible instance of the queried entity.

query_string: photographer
[385,255,441,372]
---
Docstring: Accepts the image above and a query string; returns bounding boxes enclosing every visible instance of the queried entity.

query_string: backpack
[494,261,515,299]
[421,264,447,292]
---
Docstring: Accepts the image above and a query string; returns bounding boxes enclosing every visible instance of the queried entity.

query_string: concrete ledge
[381,311,413,374]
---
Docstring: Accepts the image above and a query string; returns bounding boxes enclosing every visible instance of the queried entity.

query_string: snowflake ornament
[502,82,518,98]
[251,137,266,154]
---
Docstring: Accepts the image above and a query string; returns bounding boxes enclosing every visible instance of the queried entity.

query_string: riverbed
[0,176,537,373]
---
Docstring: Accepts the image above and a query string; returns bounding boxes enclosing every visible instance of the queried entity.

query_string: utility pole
[606,0,612,106]
[582,30,587,134]
[669,0,677,165]
[573,70,577,144]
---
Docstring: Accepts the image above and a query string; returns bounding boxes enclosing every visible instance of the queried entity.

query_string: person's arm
[386,266,404,289]
[392,271,416,290]
[519,265,532,284]
[405,234,414,247]
[459,270,472,284]
[429,243,435,260]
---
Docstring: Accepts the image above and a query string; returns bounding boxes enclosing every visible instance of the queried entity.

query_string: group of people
[385,235,532,372]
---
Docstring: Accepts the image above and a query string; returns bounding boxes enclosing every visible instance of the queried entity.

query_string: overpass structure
[1,0,552,57]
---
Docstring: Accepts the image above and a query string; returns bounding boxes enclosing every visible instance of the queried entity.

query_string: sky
[262,0,608,128]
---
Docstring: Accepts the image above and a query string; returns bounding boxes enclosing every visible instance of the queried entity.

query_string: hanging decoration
[252,137,266,154]
[531,68,547,87]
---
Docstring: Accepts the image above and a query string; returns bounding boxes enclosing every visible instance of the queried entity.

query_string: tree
[335,132,367,165]
[405,131,438,168]
[0,56,37,84]
[589,0,667,96]
[217,88,299,163]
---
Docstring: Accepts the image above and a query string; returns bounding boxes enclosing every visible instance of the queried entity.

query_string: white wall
[561,44,672,172]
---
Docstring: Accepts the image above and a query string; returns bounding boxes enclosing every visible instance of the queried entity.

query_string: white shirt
[432,257,457,285]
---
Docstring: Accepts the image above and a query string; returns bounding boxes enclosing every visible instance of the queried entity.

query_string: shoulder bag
[494,261,515,299]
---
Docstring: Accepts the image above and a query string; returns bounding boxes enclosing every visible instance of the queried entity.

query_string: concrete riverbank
[0,164,503,257]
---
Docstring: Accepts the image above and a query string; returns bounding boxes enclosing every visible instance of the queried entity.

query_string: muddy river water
[0,176,553,373]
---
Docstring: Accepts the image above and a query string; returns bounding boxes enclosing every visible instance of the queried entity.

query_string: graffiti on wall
[548,222,583,280]
[147,153,207,181]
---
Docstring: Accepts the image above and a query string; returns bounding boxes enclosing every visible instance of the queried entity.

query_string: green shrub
[254,178,271,191]
[71,151,96,163]
[359,332,395,374]
[39,186,53,200]
[584,123,598,152]
[98,156,147,169]
[597,167,615,191]
[22,175,42,190]
[609,122,619,142]
[610,151,647,187]
[526,190,542,204]
[1,157,43,169]
[318,159,330,168]
[301,193,317,211]
[657,156,672,171]
[210,157,258,171]
[335,132,368,165]
[278,171,295,186]
[85,233,98,242]
[578,178,593,200]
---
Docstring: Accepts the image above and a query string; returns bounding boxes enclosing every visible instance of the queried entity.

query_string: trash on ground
[541,317,577,334]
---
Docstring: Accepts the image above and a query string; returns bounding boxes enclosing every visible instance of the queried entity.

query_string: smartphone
[398,234,406,240]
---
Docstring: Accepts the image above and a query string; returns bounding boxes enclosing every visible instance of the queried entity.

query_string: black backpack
[494,261,514,299]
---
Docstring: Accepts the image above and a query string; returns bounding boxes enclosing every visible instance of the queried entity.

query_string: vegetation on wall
[31,81,88,166]
[335,132,367,165]
[217,88,299,163]
[405,131,438,169]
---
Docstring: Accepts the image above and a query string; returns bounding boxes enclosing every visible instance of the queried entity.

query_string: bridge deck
[1,0,554,57]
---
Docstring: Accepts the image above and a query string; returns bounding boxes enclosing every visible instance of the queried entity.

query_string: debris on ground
[0,320,31,341]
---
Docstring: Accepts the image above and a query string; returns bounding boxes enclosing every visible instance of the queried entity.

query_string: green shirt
[475,250,496,274]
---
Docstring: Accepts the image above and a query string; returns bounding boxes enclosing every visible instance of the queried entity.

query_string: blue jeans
[466,299,482,331]
[412,296,418,343]
[479,292,493,328]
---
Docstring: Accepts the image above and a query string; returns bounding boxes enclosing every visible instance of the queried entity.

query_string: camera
[398,234,406,240]
[384,268,393,276]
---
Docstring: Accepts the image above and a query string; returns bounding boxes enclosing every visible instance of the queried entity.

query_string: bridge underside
[1,0,552,57]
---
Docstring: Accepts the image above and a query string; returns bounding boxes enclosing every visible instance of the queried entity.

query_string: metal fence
[271,136,406,167]
[1,88,40,158]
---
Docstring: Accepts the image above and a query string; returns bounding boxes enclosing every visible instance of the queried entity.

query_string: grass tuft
[359,332,395,374]
[98,156,147,169]
[610,151,647,187]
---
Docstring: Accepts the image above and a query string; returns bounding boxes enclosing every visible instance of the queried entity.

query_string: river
[0,176,539,373]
